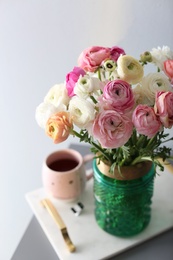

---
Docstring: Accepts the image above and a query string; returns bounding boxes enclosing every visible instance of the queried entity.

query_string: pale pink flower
[164,60,173,83]
[78,46,110,72]
[99,80,135,112]
[92,110,133,148]
[154,91,173,128]
[132,105,162,138]
[66,67,85,97]
[110,46,126,62]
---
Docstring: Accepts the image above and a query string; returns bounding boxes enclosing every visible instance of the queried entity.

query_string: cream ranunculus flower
[117,55,144,84]
[74,75,101,99]
[141,72,172,106]
[150,46,173,70]
[35,102,66,129]
[44,83,70,107]
[68,96,95,128]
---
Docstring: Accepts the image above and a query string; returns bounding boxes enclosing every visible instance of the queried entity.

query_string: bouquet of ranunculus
[36,45,173,173]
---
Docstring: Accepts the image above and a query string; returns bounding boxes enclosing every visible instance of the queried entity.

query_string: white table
[12,144,173,260]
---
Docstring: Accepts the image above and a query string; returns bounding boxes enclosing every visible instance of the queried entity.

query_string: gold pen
[41,198,76,253]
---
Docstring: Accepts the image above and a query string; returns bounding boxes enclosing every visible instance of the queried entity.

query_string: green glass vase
[93,159,155,237]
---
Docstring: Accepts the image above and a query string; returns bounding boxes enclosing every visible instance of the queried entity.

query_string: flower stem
[90,141,112,162]
[70,129,111,162]
[161,137,173,143]
[70,129,82,138]
[131,156,152,165]
[97,68,101,80]
[90,95,97,104]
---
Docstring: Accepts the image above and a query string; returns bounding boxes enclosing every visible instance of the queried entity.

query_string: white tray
[26,167,173,260]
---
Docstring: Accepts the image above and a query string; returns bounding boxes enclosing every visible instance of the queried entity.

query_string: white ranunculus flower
[117,55,144,84]
[150,46,173,70]
[44,83,70,107]
[132,84,151,106]
[68,96,95,128]
[109,70,119,81]
[74,75,101,99]
[141,72,172,105]
[35,102,66,129]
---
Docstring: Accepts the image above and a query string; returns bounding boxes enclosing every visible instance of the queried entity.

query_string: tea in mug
[48,158,78,172]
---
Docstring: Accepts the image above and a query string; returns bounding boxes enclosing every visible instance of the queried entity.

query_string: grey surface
[11,216,58,260]
[12,144,173,260]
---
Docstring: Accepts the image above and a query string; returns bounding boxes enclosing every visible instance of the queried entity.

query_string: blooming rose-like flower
[99,79,135,112]
[141,72,171,106]
[164,60,173,83]
[132,105,162,138]
[150,46,173,70]
[45,111,73,144]
[44,83,70,107]
[68,96,95,128]
[154,91,173,128]
[92,110,133,148]
[35,102,66,129]
[132,84,151,107]
[110,46,126,62]
[78,46,110,72]
[117,55,144,84]
[66,66,86,97]
[74,75,102,99]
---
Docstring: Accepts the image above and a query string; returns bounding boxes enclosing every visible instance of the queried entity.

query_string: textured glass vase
[93,159,155,237]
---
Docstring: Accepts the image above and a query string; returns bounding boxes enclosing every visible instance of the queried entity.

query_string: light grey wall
[0,1,173,259]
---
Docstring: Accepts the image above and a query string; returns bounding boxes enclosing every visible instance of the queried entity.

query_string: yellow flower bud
[140,51,152,63]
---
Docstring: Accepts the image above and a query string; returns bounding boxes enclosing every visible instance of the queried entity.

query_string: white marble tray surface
[26,163,173,260]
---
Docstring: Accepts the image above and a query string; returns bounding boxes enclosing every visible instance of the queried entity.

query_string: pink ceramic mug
[42,149,93,201]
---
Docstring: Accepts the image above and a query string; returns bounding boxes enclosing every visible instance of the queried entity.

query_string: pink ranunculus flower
[164,60,173,83]
[66,66,86,97]
[154,91,173,128]
[92,110,133,148]
[78,46,110,72]
[110,46,126,62]
[99,80,135,112]
[132,105,162,138]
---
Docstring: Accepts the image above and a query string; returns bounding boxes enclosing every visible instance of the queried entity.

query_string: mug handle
[83,154,94,181]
